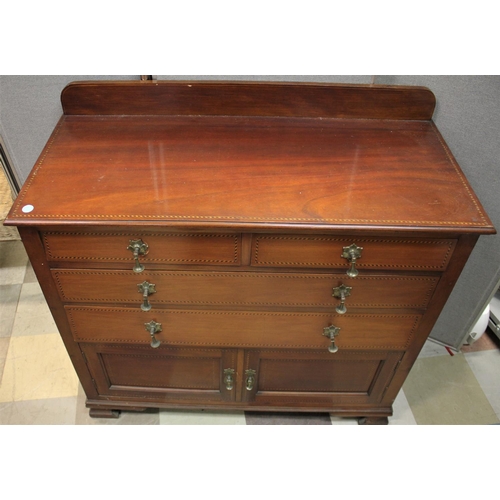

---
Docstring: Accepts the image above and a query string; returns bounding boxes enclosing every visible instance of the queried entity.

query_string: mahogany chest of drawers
[5,80,495,423]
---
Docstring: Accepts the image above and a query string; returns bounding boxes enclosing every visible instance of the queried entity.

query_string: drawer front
[81,344,236,402]
[53,269,439,310]
[252,235,456,271]
[41,231,241,266]
[66,306,421,350]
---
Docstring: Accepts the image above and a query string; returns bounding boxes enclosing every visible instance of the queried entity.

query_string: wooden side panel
[16,227,100,400]
[61,81,436,120]
[382,233,483,404]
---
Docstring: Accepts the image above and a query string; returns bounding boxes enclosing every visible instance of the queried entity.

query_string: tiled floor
[2,167,500,425]
[1,236,500,425]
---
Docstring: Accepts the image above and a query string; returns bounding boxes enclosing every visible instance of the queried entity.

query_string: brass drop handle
[332,284,352,314]
[127,239,149,273]
[145,320,162,348]
[245,369,256,391]
[223,368,235,391]
[138,281,156,311]
[323,325,340,353]
[341,244,363,277]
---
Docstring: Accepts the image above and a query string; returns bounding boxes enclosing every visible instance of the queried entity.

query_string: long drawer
[65,306,421,350]
[52,269,439,310]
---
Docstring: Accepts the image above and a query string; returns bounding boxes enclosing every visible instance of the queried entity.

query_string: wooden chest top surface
[6,81,494,235]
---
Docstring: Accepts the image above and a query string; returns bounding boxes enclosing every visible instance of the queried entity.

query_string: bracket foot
[357,416,389,425]
[89,408,121,419]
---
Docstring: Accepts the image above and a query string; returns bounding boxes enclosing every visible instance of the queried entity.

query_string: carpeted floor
[0,168,20,241]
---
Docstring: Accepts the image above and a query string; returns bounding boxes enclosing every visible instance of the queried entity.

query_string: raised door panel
[81,344,237,404]
[242,349,402,408]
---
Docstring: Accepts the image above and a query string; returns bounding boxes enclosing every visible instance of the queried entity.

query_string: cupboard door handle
[138,281,156,311]
[332,284,352,314]
[341,244,363,277]
[323,325,340,353]
[245,369,256,391]
[223,368,235,390]
[127,239,149,273]
[145,320,162,348]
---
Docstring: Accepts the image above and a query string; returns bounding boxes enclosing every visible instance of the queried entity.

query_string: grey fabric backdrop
[0,76,136,185]
[0,75,498,349]
[375,76,500,348]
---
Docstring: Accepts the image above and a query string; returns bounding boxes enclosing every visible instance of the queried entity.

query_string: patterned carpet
[0,168,20,241]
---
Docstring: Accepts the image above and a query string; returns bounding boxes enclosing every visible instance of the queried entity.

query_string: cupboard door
[81,344,237,404]
[242,349,402,408]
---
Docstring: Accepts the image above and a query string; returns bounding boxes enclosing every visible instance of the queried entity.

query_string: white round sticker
[22,205,34,213]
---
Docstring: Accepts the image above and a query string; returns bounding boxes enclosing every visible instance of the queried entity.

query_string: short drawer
[252,234,456,271]
[53,269,439,310]
[41,231,241,266]
[66,306,421,351]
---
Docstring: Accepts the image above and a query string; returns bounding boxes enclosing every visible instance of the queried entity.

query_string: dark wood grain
[5,115,494,233]
[61,80,436,119]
